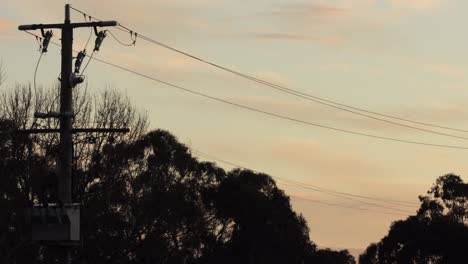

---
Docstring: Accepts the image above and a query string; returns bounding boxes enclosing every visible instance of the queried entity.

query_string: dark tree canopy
[359,174,468,264]
[311,248,356,264]
[0,85,354,263]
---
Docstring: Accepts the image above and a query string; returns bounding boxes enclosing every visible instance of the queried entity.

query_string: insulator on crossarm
[94,31,107,51]
[41,30,53,53]
[74,50,86,73]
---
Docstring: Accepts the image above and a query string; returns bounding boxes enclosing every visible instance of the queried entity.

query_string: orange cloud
[0,18,15,30]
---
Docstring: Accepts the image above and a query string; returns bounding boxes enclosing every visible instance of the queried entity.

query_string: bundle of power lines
[21,5,468,217]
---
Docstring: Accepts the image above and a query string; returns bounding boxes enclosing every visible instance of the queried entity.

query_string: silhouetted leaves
[311,249,356,264]
[0,86,354,263]
[360,174,468,264]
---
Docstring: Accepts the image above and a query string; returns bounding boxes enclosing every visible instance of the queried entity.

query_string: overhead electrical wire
[80,51,94,75]
[274,177,417,206]
[194,149,417,207]
[31,29,52,111]
[107,30,137,47]
[291,196,409,217]
[68,6,468,136]
[79,56,468,150]
[32,52,43,130]
[276,178,414,213]
[23,31,468,150]
[83,23,93,52]
[33,52,43,103]
[21,32,421,217]
[132,32,468,136]
[193,150,414,215]
[19,6,446,218]
[130,34,468,139]
[27,32,44,97]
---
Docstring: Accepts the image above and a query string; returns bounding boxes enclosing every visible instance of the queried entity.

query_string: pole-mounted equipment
[17,4,126,263]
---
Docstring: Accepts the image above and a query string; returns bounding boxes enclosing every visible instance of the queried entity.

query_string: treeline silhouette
[0,84,466,263]
[0,85,354,263]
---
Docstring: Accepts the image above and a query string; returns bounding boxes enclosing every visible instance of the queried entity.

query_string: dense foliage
[359,174,468,264]
[0,85,355,263]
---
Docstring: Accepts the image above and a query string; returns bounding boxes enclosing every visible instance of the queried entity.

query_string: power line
[68,6,468,135]
[107,30,136,47]
[21,32,418,217]
[275,177,417,206]
[80,51,94,75]
[193,150,417,212]
[133,30,468,135]
[24,31,468,150]
[82,14,93,52]
[195,155,413,216]
[194,149,417,206]
[277,178,414,213]
[84,28,93,51]
[131,34,468,139]
[291,196,409,217]
[80,57,468,150]
[33,52,43,103]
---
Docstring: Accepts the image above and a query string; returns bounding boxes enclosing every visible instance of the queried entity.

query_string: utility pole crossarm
[70,21,118,28]
[18,21,117,31]
[18,23,65,30]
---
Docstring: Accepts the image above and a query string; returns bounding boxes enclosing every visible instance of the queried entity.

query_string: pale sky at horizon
[1,0,468,252]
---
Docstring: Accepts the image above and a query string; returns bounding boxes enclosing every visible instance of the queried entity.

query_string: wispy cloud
[270,3,347,19]
[251,33,340,44]
[389,0,445,10]
[426,63,465,76]
[266,137,386,179]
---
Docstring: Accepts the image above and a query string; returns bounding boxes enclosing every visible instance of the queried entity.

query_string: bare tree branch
[0,60,6,86]
[0,83,149,203]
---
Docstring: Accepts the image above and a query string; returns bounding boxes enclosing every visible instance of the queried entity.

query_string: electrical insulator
[41,30,53,53]
[94,31,107,51]
[74,50,86,73]
[70,72,85,87]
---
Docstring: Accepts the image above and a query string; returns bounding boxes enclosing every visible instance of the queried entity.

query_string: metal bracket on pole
[70,72,85,87]
[34,111,62,119]
[34,111,74,119]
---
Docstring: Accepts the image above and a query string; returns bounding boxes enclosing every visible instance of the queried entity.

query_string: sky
[1,0,468,253]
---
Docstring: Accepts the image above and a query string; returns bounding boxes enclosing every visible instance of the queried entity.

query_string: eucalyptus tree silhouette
[0,84,354,263]
[360,174,468,264]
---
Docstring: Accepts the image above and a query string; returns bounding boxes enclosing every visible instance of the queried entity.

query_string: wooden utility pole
[18,4,122,263]
[19,4,116,204]
[59,4,74,205]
